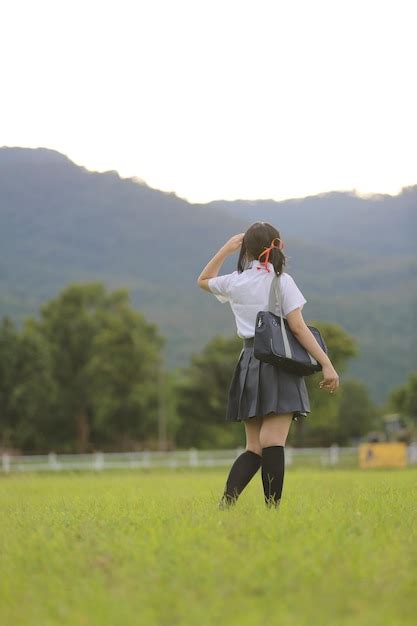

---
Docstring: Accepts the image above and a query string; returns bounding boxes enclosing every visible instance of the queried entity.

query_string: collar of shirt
[246,259,274,271]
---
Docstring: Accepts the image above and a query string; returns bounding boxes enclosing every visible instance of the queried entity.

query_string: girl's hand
[319,364,340,394]
[221,233,245,255]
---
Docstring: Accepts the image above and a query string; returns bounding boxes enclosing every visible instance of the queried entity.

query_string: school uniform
[208,258,311,422]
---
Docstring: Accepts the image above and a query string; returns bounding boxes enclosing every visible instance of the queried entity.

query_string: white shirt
[208,259,307,338]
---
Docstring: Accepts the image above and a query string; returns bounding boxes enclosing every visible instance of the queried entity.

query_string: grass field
[1,468,416,626]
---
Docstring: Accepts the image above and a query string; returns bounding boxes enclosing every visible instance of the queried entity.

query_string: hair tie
[257,237,281,272]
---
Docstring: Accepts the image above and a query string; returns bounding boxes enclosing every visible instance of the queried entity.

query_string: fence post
[189,448,198,467]
[2,453,10,474]
[329,443,339,466]
[94,451,104,471]
[48,452,59,471]
[286,446,293,466]
[142,450,151,468]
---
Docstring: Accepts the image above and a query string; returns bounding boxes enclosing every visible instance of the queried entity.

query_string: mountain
[1,146,416,405]
[204,189,416,255]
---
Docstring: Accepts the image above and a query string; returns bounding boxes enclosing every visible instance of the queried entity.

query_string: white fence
[1,444,415,473]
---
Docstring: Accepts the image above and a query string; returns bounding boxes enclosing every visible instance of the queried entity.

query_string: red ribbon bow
[257,238,281,272]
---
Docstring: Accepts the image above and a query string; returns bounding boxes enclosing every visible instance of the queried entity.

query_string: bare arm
[286,308,340,393]
[197,233,244,292]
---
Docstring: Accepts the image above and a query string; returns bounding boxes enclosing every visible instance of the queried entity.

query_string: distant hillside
[1,146,416,405]
[205,189,416,256]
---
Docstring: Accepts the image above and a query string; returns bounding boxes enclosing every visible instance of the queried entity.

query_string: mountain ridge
[1,146,416,404]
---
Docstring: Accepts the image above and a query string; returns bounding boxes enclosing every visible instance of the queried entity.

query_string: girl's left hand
[222,233,245,255]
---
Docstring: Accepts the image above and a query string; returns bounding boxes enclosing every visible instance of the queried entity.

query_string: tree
[26,282,164,452]
[387,371,417,425]
[0,317,58,452]
[335,378,378,444]
[0,317,20,449]
[289,321,359,446]
[175,334,243,448]
[175,322,361,449]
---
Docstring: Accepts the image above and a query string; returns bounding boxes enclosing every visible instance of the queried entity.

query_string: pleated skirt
[226,337,311,422]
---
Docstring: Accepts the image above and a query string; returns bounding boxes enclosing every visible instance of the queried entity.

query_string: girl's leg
[219,415,263,508]
[259,413,293,508]
[244,414,263,457]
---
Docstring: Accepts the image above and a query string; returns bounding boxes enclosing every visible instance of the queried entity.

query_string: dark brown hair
[237,221,287,276]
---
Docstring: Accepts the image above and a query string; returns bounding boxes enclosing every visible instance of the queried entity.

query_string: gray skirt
[226,337,311,422]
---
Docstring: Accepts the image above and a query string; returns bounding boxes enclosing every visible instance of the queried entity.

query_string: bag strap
[268,274,292,359]
[267,273,318,366]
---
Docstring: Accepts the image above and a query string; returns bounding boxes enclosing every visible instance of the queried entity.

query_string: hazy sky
[2,0,416,203]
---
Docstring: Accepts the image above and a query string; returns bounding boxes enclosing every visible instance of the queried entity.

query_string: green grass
[1,468,416,626]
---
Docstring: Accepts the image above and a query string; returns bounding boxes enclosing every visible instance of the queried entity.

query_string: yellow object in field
[359,442,407,468]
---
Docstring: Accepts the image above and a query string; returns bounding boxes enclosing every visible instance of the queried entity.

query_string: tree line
[1,282,416,453]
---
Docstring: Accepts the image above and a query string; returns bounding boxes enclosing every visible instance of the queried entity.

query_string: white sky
[1,0,416,203]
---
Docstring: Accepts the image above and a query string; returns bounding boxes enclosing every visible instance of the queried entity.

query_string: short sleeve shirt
[207,259,307,338]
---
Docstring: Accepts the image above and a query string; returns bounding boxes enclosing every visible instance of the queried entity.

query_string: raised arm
[197,233,244,292]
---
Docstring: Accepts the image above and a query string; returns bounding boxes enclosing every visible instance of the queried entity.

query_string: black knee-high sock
[220,450,262,505]
[261,445,285,507]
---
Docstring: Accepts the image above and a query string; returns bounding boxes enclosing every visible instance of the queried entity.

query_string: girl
[197,221,340,509]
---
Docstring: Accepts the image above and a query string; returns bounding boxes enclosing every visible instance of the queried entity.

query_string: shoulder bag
[253,273,328,376]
